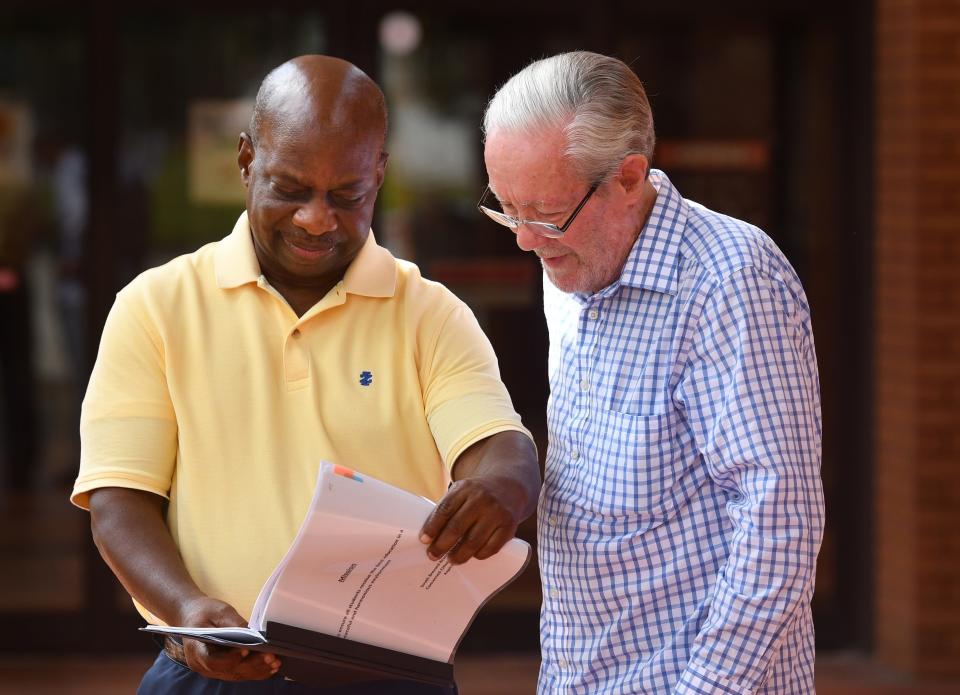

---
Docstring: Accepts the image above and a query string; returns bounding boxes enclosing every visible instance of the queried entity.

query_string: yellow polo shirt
[72,213,531,623]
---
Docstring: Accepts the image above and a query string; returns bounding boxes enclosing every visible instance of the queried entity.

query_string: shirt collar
[215,212,262,289]
[342,230,397,298]
[214,212,396,298]
[616,169,686,295]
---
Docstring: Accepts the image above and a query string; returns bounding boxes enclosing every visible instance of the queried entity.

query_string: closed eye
[270,182,308,200]
[331,192,367,209]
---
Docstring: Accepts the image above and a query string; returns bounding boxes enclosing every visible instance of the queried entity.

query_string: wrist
[170,592,213,626]
[485,472,534,522]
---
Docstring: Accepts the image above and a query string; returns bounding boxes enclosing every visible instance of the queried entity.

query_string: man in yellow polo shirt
[71,55,540,694]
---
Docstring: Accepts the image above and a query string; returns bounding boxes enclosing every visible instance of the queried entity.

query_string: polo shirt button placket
[284,327,309,385]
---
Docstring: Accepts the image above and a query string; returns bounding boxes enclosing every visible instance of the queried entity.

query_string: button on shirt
[538,170,824,694]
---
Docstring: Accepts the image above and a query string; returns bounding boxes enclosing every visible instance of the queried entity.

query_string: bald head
[249,55,387,149]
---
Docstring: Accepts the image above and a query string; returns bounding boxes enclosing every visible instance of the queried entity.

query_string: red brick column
[874,0,960,679]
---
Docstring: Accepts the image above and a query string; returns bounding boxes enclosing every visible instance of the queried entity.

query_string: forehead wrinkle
[488,183,566,210]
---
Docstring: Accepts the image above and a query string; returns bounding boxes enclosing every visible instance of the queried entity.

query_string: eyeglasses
[476,183,599,239]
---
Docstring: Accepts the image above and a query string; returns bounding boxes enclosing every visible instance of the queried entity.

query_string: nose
[292,197,337,235]
[515,223,549,252]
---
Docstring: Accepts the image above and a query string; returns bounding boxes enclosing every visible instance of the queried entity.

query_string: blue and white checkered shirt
[537,170,824,694]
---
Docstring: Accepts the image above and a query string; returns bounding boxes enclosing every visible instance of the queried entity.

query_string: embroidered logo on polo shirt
[359,371,373,387]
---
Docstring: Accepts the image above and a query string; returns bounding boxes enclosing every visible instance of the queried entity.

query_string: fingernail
[419,533,431,544]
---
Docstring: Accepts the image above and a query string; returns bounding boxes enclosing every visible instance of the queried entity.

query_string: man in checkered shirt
[478,51,825,694]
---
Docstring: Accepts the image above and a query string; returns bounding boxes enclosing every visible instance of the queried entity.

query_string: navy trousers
[137,653,458,695]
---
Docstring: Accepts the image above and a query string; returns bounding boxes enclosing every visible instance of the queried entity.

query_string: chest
[161,290,423,435]
[546,285,690,417]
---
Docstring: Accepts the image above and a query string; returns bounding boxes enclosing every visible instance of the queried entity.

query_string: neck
[256,259,343,317]
[271,279,339,317]
[613,180,659,283]
[635,179,658,234]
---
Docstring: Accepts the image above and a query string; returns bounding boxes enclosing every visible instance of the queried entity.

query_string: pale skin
[483,126,658,295]
[87,56,540,683]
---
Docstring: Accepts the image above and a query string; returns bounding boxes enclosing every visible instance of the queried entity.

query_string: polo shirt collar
[617,169,686,295]
[215,213,262,289]
[214,212,396,297]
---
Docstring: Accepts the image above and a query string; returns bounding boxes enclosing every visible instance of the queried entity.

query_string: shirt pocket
[578,408,687,519]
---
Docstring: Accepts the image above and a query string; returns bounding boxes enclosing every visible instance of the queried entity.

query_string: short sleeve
[71,287,178,509]
[421,301,533,468]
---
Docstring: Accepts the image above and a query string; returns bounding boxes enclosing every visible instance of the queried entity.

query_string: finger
[428,494,498,562]
[473,526,516,561]
[184,640,243,678]
[426,511,472,560]
[186,641,268,678]
[447,515,496,565]
[260,652,282,671]
[195,648,278,682]
[445,511,502,564]
[233,651,282,681]
[420,484,468,545]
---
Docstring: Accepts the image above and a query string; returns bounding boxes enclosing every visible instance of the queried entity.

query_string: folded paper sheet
[143,462,530,675]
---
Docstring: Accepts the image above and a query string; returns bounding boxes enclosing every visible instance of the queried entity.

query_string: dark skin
[87,55,541,683]
[89,432,538,681]
[238,57,388,316]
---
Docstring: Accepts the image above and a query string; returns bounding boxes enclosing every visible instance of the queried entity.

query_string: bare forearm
[89,487,206,625]
[421,430,541,563]
[88,487,280,679]
[452,429,540,521]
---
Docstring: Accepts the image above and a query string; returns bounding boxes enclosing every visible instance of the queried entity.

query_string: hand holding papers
[142,462,531,687]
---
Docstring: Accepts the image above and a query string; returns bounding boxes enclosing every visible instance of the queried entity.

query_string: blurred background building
[0,0,957,692]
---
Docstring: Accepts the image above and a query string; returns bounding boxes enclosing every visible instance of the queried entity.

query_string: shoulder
[678,200,808,312]
[679,201,792,285]
[675,201,812,331]
[388,258,496,366]
[115,241,219,319]
[392,256,469,319]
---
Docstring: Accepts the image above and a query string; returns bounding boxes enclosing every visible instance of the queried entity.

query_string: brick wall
[874,0,960,679]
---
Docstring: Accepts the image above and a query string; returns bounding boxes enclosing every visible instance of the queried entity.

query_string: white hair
[483,51,655,184]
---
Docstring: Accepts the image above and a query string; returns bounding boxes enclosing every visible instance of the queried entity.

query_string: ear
[238,133,254,186]
[616,153,649,200]
[375,150,389,189]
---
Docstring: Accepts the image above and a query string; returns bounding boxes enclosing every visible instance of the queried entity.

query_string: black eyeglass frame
[476,183,599,239]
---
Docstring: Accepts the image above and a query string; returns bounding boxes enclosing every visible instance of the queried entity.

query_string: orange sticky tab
[333,465,356,478]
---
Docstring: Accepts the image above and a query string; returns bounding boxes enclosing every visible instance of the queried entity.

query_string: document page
[250,463,530,663]
[142,625,266,647]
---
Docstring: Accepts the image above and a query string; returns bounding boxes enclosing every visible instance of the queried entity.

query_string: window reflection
[0,16,87,613]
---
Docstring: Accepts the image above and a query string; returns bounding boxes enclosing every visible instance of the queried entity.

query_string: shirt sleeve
[421,299,533,469]
[71,286,178,509]
[673,266,824,694]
